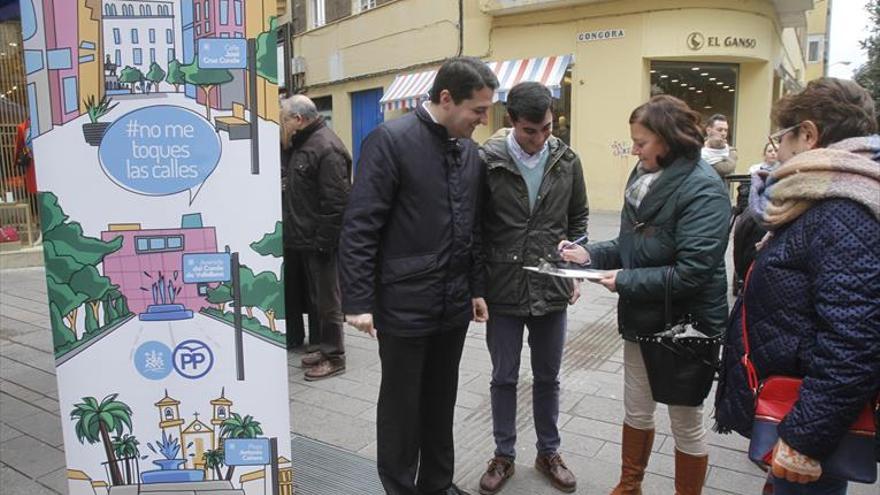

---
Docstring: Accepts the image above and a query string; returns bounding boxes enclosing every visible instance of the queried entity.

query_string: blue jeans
[771,475,847,495]
[486,311,566,459]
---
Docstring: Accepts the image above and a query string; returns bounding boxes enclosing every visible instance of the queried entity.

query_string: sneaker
[479,456,514,494]
[534,453,576,493]
[303,360,345,381]
[300,351,322,367]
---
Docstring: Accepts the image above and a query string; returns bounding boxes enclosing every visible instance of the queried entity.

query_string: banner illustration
[20,1,291,494]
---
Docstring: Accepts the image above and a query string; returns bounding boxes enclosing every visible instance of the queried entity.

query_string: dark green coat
[588,157,730,341]
[480,130,589,317]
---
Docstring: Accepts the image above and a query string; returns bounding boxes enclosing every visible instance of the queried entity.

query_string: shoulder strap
[740,264,761,396]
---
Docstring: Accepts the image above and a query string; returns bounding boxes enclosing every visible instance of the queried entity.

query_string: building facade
[102,0,180,93]
[289,0,824,210]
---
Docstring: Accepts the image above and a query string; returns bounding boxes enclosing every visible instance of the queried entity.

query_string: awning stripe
[380,55,572,110]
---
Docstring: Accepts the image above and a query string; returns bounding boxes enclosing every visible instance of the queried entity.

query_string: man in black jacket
[280,95,351,381]
[339,57,497,495]
[477,83,588,495]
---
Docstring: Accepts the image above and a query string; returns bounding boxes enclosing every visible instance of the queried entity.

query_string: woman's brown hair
[773,77,877,147]
[629,95,705,164]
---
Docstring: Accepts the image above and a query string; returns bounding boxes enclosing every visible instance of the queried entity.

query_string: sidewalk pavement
[1,211,876,494]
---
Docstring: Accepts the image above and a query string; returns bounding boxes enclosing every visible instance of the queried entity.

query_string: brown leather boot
[610,424,654,495]
[535,453,576,493]
[674,449,708,495]
[478,456,514,495]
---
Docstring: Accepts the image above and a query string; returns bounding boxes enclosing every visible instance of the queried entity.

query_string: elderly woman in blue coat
[714,77,880,494]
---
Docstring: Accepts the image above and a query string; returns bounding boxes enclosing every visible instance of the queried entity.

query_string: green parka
[480,130,589,317]
[588,157,730,341]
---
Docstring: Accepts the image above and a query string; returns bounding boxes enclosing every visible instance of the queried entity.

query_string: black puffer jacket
[339,105,485,337]
[480,129,588,316]
[283,118,352,251]
[588,157,730,341]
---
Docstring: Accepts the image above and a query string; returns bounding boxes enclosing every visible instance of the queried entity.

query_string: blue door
[351,88,384,169]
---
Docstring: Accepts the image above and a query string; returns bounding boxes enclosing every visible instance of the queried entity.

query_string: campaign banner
[19,1,291,494]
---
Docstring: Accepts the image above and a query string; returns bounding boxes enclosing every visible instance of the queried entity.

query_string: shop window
[807,35,824,63]
[489,67,573,146]
[314,96,334,129]
[650,61,738,145]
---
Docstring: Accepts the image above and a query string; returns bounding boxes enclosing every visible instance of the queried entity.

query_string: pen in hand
[558,233,589,253]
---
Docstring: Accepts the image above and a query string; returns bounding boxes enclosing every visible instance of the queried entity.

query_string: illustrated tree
[119,66,145,94]
[203,448,225,480]
[70,394,133,486]
[181,63,233,121]
[255,17,278,84]
[69,265,117,333]
[219,413,263,481]
[855,0,880,126]
[206,283,232,312]
[238,265,258,319]
[165,59,185,92]
[112,433,142,485]
[250,221,285,330]
[250,271,284,332]
[146,62,166,93]
[39,192,124,352]
[250,221,283,258]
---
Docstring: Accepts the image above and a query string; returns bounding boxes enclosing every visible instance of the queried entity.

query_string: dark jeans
[376,327,468,495]
[486,311,567,459]
[301,250,344,363]
[282,248,319,348]
[771,475,847,494]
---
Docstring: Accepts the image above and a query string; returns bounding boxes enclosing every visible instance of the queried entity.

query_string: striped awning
[488,54,573,102]
[379,69,437,112]
[379,54,573,112]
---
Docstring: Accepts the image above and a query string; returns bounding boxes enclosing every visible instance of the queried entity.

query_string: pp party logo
[99,105,221,205]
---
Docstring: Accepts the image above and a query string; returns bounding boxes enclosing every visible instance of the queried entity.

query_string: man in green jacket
[477,82,588,495]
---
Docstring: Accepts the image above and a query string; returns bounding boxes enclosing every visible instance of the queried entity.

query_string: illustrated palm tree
[70,394,133,486]
[112,433,141,485]
[203,448,225,480]
[219,413,263,481]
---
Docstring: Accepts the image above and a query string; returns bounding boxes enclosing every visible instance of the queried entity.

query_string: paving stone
[0,422,24,442]
[5,411,64,448]
[0,464,62,495]
[0,434,66,478]
[705,465,767,495]
[35,466,68,494]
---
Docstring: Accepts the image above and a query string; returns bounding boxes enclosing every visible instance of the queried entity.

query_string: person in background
[339,56,497,495]
[715,77,880,495]
[280,94,351,381]
[477,82,588,495]
[560,95,730,495]
[702,113,737,177]
[731,142,780,295]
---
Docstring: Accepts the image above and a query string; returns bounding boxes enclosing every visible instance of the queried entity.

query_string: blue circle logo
[173,339,214,379]
[134,341,173,380]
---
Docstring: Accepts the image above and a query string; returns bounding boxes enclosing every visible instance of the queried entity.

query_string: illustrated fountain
[141,431,204,484]
[138,271,193,321]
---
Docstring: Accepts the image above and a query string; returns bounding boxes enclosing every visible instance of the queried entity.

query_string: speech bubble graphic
[99,105,222,205]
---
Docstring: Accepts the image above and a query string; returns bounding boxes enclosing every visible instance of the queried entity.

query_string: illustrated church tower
[155,390,185,440]
[210,387,233,448]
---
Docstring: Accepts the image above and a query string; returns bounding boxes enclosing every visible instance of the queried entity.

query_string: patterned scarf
[750,135,880,230]
[625,163,663,209]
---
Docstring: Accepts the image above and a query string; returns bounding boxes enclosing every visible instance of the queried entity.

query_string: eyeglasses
[767,123,802,153]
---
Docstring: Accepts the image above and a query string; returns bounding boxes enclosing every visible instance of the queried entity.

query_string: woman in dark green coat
[560,95,730,495]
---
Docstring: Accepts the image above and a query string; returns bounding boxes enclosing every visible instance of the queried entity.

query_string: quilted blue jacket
[714,198,880,460]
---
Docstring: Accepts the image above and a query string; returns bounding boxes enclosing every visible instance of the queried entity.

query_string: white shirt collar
[422,101,440,124]
[506,129,549,169]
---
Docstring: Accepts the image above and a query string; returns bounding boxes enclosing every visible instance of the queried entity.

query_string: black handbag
[638,267,720,407]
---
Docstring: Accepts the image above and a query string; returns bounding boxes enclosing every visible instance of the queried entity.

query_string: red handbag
[740,265,878,483]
